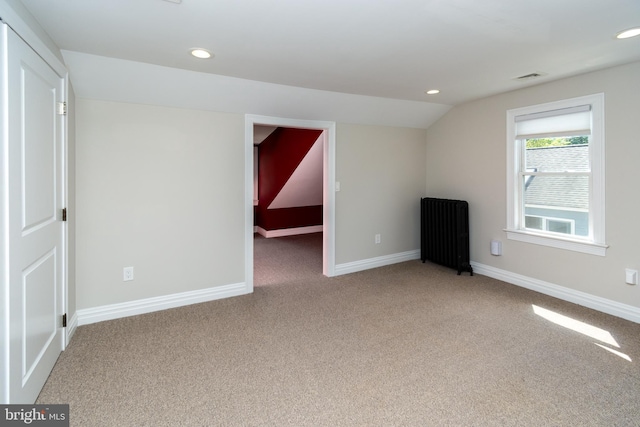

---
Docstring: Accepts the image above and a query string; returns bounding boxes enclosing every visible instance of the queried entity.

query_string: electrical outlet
[123,266,134,282]
[375,234,381,244]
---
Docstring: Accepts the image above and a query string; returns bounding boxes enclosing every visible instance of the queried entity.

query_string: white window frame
[506,94,608,256]
[524,214,575,235]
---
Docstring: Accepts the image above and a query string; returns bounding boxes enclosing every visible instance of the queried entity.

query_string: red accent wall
[257,128,323,231]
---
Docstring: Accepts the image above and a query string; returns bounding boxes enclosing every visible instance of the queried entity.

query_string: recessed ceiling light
[425,89,440,95]
[190,48,212,59]
[616,27,640,39]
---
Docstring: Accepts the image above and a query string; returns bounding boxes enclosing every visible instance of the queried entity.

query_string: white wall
[336,124,426,264]
[426,61,640,313]
[76,98,428,311]
[76,100,245,309]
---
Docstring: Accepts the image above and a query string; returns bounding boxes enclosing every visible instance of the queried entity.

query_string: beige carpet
[253,233,324,286]
[37,233,640,426]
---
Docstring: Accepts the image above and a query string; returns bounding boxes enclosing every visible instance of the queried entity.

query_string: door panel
[23,249,57,381]
[6,25,65,404]
[22,62,57,232]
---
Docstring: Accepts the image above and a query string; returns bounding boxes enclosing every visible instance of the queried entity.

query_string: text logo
[0,405,68,427]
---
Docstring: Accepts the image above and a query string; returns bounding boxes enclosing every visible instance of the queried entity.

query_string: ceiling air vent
[514,72,547,81]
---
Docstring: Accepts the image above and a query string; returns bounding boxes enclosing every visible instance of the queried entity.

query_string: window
[506,94,607,256]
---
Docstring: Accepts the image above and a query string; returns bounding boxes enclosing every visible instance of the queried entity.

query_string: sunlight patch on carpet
[594,343,632,362]
[532,305,619,347]
[532,304,632,362]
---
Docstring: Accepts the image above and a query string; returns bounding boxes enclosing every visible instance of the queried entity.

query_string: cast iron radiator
[420,197,473,275]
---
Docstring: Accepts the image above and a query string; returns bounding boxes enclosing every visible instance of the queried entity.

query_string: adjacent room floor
[253,232,323,286]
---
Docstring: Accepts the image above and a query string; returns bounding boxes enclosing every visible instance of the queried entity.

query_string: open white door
[5,25,66,403]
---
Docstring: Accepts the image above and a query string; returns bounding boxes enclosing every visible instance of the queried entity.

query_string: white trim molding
[256,225,323,238]
[245,114,337,296]
[334,250,420,276]
[471,261,640,324]
[77,282,249,326]
[0,2,67,77]
[66,312,78,342]
[505,229,608,256]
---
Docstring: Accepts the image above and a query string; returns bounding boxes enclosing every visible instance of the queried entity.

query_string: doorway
[244,115,336,294]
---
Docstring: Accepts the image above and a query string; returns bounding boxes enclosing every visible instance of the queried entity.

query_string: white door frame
[244,115,336,293]
[1,20,9,405]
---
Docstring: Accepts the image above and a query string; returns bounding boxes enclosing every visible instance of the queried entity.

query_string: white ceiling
[19,0,640,106]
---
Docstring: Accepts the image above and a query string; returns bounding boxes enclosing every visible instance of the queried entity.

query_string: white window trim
[524,214,576,235]
[505,93,608,256]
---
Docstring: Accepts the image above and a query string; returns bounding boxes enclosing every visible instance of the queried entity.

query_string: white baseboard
[334,250,420,276]
[471,261,640,324]
[77,282,249,326]
[256,225,323,238]
[74,258,639,327]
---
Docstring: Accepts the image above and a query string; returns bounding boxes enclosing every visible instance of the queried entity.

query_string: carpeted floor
[37,233,640,426]
[253,232,324,286]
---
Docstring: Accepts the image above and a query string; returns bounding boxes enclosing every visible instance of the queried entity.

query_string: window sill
[505,229,608,256]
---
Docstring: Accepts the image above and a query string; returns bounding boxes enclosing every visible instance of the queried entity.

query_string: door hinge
[57,102,67,116]
[62,313,67,328]
[62,208,67,222]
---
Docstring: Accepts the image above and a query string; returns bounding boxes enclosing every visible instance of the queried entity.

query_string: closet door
[5,23,66,404]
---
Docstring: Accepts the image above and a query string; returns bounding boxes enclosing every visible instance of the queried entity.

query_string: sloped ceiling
[254,126,278,145]
[269,135,323,210]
